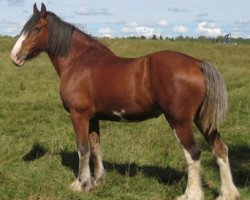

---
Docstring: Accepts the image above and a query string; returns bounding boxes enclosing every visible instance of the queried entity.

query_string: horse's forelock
[21,13,41,34]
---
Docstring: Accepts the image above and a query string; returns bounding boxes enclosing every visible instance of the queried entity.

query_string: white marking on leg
[70,149,92,192]
[173,130,180,143]
[181,149,204,200]
[173,128,204,200]
[89,133,105,186]
[11,33,27,64]
[78,150,91,182]
[93,145,104,177]
[93,153,105,186]
[216,157,240,200]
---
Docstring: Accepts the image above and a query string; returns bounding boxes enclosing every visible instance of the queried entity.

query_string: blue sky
[0,0,249,38]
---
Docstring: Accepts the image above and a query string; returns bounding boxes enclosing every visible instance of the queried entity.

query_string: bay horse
[11,3,239,200]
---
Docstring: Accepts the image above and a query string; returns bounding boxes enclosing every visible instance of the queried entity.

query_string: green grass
[0,37,249,199]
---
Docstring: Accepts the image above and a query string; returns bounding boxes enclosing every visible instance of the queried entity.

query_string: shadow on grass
[201,142,250,188]
[22,143,47,161]
[60,150,184,185]
[228,144,250,187]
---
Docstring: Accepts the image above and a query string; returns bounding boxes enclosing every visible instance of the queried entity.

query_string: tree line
[123,35,250,45]
[1,34,250,45]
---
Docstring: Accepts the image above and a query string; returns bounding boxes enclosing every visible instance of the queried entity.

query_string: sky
[0,0,250,38]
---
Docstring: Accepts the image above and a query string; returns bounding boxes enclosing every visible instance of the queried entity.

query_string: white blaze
[11,33,27,65]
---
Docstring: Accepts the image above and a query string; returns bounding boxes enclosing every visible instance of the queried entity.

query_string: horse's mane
[21,11,107,57]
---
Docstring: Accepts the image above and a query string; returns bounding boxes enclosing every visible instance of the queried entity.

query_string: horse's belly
[95,106,162,122]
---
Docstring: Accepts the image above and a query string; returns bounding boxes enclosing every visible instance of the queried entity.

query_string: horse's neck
[48,55,64,77]
[48,31,109,77]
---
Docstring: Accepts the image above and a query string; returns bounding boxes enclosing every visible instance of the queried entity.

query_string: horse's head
[11,3,49,66]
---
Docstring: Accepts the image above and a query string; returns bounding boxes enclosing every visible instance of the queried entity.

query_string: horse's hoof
[69,178,93,192]
[176,192,204,200]
[176,194,187,200]
[69,179,83,192]
[93,170,106,187]
[92,177,102,187]
[216,186,240,200]
[216,193,240,200]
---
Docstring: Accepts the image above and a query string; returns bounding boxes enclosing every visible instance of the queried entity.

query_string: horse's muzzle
[11,52,26,67]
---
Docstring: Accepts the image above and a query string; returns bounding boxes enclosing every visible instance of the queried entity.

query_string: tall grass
[0,37,249,199]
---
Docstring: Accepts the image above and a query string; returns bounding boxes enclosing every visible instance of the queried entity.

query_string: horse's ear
[33,3,39,14]
[41,3,47,18]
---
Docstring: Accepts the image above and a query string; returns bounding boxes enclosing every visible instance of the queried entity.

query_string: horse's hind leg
[89,119,105,186]
[173,121,204,200]
[203,129,240,200]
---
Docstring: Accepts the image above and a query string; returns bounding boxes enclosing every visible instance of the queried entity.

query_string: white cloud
[98,27,113,38]
[105,19,126,25]
[76,6,88,15]
[127,21,138,27]
[197,13,209,18]
[101,33,112,38]
[121,24,156,38]
[121,27,134,33]
[75,6,111,16]
[0,20,21,36]
[135,26,155,37]
[7,0,25,7]
[196,21,223,37]
[231,32,241,38]
[168,8,189,12]
[158,20,168,27]
[235,19,250,25]
[98,27,112,34]
[172,25,188,34]
[6,26,17,33]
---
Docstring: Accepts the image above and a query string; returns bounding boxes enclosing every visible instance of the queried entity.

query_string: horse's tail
[198,61,228,133]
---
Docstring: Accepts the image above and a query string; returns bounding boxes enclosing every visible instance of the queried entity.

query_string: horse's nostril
[17,53,26,62]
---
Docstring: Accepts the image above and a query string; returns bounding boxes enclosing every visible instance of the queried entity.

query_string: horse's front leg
[69,110,93,192]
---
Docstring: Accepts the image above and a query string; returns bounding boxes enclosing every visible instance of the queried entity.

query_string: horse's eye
[34,27,41,32]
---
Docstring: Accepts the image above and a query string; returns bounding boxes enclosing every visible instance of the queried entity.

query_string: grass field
[0,37,249,200]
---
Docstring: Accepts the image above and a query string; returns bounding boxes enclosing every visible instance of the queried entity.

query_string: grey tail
[199,61,228,133]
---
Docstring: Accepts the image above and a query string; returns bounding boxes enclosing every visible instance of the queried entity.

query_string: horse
[11,3,239,200]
